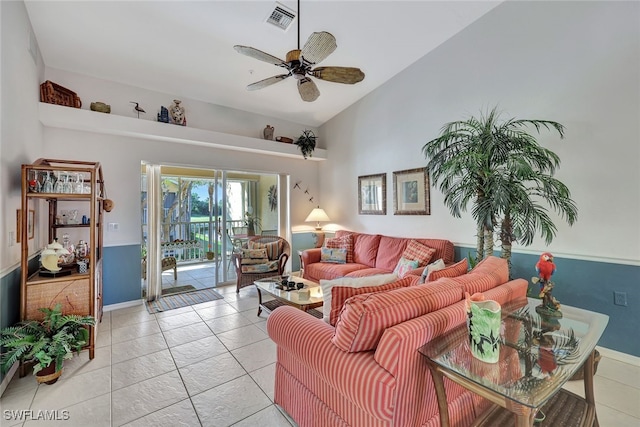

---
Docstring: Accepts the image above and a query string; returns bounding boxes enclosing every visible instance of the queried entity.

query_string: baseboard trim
[0,362,18,397]
[103,299,144,312]
[597,345,640,366]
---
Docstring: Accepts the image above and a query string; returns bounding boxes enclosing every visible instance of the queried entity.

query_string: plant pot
[206,252,215,260]
[36,363,63,385]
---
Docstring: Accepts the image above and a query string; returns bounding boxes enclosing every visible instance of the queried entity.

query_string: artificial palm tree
[422,107,577,264]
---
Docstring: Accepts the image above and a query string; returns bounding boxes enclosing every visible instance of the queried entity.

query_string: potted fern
[0,304,95,384]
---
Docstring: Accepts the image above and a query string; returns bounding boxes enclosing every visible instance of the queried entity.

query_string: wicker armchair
[233,235,290,293]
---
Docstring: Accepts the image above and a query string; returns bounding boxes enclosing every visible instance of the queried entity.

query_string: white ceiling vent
[265,2,296,31]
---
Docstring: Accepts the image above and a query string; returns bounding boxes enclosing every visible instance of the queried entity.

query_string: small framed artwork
[17,209,35,242]
[393,168,430,215]
[358,173,386,215]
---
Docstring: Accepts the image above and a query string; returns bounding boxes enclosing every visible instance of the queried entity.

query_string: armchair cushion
[240,248,268,265]
[248,239,282,260]
[332,278,463,353]
[241,259,279,274]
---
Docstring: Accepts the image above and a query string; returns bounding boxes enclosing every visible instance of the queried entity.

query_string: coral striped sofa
[301,231,455,283]
[267,256,528,427]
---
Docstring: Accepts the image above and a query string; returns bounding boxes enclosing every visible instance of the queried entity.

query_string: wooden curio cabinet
[20,159,105,360]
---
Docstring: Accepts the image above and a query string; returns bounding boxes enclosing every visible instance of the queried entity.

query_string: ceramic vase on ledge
[468,299,502,363]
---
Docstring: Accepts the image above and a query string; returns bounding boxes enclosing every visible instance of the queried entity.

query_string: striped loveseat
[267,256,528,427]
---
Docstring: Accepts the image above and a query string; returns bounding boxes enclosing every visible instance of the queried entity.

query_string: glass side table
[418,297,608,427]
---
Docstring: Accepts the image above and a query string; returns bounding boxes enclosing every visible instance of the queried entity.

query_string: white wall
[0,1,45,271]
[319,1,640,264]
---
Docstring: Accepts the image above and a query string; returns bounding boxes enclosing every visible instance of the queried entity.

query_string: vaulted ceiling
[25,1,501,127]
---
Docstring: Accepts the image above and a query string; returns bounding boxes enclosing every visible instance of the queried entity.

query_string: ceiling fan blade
[298,77,320,102]
[246,74,290,91]
[233,45,285,66]
[301,32,337,65]
[310,67,365,84]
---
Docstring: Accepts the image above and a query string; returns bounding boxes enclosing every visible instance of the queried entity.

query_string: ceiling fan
[233,0,365,102]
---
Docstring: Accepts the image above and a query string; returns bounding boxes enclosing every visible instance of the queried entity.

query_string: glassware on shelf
[43,171,54,193]
[75,173,84,194]
[53,171,64,193]
[63,172,73,194]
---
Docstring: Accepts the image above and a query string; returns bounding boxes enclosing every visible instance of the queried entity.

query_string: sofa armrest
[301,248,322,265]
[267,306,397,421]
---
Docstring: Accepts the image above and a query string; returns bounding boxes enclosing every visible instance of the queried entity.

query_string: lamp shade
[305,207,330,230]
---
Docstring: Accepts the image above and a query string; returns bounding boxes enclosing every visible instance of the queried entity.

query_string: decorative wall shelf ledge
[38,103,327,161]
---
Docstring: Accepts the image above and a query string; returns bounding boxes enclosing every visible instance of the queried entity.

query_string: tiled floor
[1,264,639,426]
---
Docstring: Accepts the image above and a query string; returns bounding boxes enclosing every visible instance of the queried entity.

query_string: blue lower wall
[103,245,142,305]
[3,244,638,376]
[456,247,640,357]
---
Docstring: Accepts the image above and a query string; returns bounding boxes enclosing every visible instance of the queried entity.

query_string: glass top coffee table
[419,297,608,427]
[254,276,324,318]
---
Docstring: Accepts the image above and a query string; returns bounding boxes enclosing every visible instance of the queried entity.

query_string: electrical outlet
[614,291,627,307]
[9,231,15,246]
[108,223,119,232]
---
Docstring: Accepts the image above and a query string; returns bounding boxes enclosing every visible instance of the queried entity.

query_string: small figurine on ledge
[532,252,562,318]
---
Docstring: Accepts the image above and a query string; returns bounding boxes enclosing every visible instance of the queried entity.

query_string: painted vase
[169,99,186,126]
[468,299,501,363]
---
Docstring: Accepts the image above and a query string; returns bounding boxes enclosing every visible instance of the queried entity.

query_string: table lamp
[305,206,330,247]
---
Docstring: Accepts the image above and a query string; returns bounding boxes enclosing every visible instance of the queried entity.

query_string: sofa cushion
[419,258,446,283]
[325,234,354,263]
[427,258,468,282]
[305,262,369,282]
[375,236,411,271]
[345,268,393,278]
[320,273,398,324]
[452,256,509,294]
[332,278,463,352]
[401,240,436,267]
[393,257,420,278]
[320,247,347,264]
[352,233,382,267]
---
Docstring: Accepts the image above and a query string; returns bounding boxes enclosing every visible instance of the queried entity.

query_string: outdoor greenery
[0,304,95,375]
[423,107,577,264]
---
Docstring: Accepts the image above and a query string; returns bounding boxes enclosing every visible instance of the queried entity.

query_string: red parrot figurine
[535,252,556,287]
[533,252,562,316]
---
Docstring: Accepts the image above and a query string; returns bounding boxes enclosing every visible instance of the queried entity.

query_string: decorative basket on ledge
[40,80,82,108]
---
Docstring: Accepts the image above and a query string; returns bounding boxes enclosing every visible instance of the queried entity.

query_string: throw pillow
[324,234,354,263]
[419,258,446,283]
[319,273,398,324]
[393,257,420,278]
[248,240,282,260]
[240,248,268,265]
[401,240,437,267]
[320,247,347,264]
[427,258,468,282]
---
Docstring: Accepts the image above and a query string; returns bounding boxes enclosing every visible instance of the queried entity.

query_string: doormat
[145,288,224,314]
[142,285,196,298]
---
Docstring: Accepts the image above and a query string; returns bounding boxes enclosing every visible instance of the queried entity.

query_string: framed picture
[358,173,386,215]
[393,168,430,215]
[17,209,35,242]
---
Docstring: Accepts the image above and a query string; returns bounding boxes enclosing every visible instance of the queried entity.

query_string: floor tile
[191,375,271,427]
[179,352,246,396]
[232,404,293,426]
[110,310,156,329]
[122,398,200,427]
[111,333,168,364]
[596,402,640,427]
[596,357,640,389]
[61,346,112,378]
[238,308,270,324]
[205,312,254,334]
[162,321,215,347]
[590,375,640,418]
[111,370,188,426]
[30,366,111,411]
[23,392,112,427]
[217,324,269,351]
[153,305,194,319]
[111,318,161,344]
[156,311,204,331]
[112,349,176,391]
[0,387,38,426]
[170,335,228,368]
[249,363,277,402]
[193,303,239,320]
[232,338,276,372]
[96,328,112,348]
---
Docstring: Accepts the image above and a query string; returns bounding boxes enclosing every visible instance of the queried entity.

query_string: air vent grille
[266,2,296,31]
